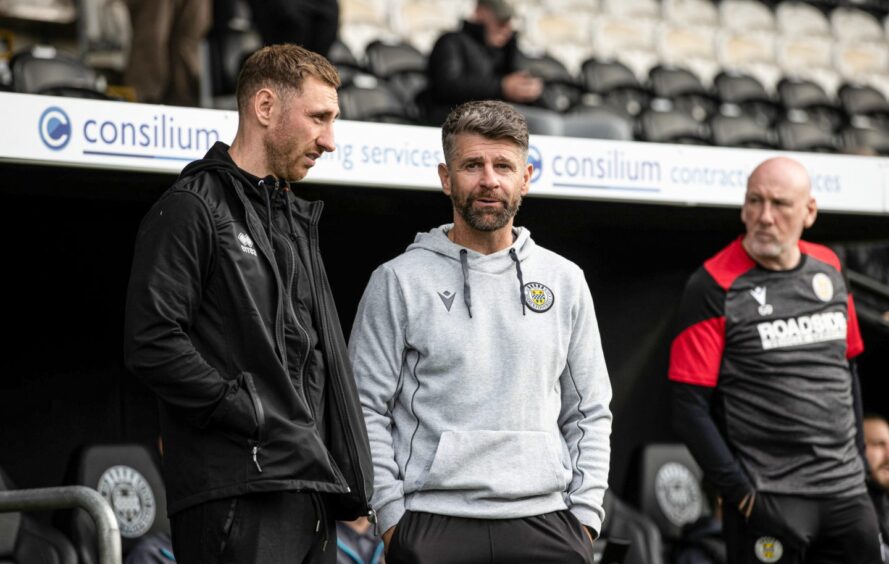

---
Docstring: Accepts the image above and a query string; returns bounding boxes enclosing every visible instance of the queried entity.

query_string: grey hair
[441,100,529,165]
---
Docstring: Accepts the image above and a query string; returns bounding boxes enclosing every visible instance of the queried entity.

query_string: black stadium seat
[564,106,634,140]
[637,107,711,144]
[636,444,709,543]
[710,113,778,149]
[649,65,718,122]
[713,71,780,125]
[516,53,582,113]
[776,118,838,152]
[841,125,889,155]
[777,77,845,132]
[579,58,651,117]
[0,468,78,564]
[515,105,564,136]
[62,444,170,564]
[10,46,111,99]
[364,40,428,118]
[601,491,665,564]
[838,83,889,128]
[328,39,365,88]
[339,79,415,124]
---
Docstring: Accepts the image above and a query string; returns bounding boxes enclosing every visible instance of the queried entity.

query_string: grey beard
[454,194,522,232]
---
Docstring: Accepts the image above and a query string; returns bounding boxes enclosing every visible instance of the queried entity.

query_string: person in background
[125,0,211,106]
[421,0,542,125]
[669,156,882,563]
[864,412,889,560]
[337,517,384,564]
[248,0,340,57]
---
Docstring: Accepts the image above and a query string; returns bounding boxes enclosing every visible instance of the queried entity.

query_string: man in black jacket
[124,44,373,564]
[422,0,542,125]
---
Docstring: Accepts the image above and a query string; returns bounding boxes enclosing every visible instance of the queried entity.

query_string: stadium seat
[710,113,778,148]
[339,79,415,124]
[663,0,719,27]
[601,0,660,20]
[714,29,781,93]
[775,1,830,37]
[714,71,780,124]
[206,18,261,100]
[339,0,396,56]
[834,41,889,86]
[579,58,651,117]
[776,118,838,152]
[636,443,709,543]
[777,77,845,131]
[655,23,720,87]
[648,65,719,121]
[841,125,889,155]
[514,105,564,136]
[839,83,889,126]
[719,0,776,32]
[637,107,711,144]
[364,40,427,114]
[601,490,666,564]
[62,444,170,564]
[775,34,840,96]
[516,53,582,113]
[0,467,78,564]
[391,0,466,54]
[592,16,659,81]
[10,46,111,99]
[78,0,132,72]
[328,39,366,87]
[564,106,634,140]
[831,7,884,42]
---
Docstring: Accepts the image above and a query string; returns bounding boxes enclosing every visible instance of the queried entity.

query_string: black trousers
[170,491,335,564]
[723,492,882,564]
[387,510,594,564]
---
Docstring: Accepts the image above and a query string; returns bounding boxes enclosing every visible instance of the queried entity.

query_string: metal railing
[0,485,121,564]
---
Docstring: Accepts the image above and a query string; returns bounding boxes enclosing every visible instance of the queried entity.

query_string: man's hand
[738,491,756,519]
[382,526,396,553]
[501,71,543,103]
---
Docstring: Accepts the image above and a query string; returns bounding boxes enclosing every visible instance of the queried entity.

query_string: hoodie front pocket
[420,430,566,498]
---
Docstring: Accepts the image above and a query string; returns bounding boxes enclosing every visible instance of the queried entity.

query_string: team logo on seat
[755,536,783,562]
[97,465,156,538]
[523,282,554,313]
[654,462,703,527]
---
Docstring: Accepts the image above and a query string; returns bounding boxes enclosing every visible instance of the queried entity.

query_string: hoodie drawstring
[509,248,527,316]
[459,249,473,318]
[310,492,329,552]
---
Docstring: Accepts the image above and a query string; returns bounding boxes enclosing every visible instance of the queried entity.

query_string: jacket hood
[407,224,535,318]
[407,224,534,273]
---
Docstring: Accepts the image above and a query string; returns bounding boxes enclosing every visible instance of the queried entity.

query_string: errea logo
[238,232,256,256]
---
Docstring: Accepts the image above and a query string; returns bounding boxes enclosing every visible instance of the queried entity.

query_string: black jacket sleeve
[123,189,257,435]
[427,33,504,104]
[671,382,754,505]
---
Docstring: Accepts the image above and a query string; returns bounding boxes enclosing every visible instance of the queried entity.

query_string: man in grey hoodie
[349,100,613,563]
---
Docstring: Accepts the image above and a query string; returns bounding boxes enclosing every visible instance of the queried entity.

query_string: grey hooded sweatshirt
[349,225,613,536]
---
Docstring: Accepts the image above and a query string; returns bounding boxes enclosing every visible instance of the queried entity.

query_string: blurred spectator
[421,0,542,125]
[864,412,889,559]
[247,0,339,57]
[125,0,211,106]
[337,517,384,564]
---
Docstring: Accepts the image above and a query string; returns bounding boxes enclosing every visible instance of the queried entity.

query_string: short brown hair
[441,100,529,165]
[236,44,340,114]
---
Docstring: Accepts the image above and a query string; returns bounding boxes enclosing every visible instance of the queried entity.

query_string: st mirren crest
[523,282,554,313]
[97,465,156,538]
[750,286,773,316]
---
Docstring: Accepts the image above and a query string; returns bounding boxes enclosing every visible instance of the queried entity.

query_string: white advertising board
[1,92,887,214]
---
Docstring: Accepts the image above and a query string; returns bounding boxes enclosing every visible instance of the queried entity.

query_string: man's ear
[438,163,451,196]
[522,162,532,196]
[253,88,276,127]
[804,197,818,229]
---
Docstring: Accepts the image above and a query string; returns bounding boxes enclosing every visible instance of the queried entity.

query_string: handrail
[848,270,889,301]
[0,485,121,564]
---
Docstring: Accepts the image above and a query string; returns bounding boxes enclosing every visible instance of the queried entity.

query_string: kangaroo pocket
[420,430,566,499]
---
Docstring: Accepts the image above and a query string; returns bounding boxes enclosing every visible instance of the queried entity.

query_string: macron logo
[437,290,455,312]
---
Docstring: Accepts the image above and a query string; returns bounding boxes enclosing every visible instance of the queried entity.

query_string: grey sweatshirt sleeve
[557,272,613,536]
[349,265,408,534]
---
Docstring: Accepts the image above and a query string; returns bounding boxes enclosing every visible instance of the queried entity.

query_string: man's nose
[318,124,335,153]
[480,162,498,187]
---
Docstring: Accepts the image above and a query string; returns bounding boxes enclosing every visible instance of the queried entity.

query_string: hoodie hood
[407,224,535,317]
[407,224,535,274]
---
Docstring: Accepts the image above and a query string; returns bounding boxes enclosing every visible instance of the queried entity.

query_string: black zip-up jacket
[124,142,373,519]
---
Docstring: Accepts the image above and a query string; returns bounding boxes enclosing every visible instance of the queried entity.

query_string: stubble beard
[453,192,522,232]
[263,116,306,182]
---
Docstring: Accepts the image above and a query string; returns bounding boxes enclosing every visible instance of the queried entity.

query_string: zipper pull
[251,444,263,473]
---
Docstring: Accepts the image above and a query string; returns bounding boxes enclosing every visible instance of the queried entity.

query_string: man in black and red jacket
[669,157,881,563]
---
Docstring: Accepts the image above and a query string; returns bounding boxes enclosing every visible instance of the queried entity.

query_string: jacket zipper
[243,373,266,473]
[285,231,315,420]
[307,204,369,508]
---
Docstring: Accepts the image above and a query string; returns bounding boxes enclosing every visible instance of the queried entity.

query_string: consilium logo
[39,106,72,151]
[528,145,542,183]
